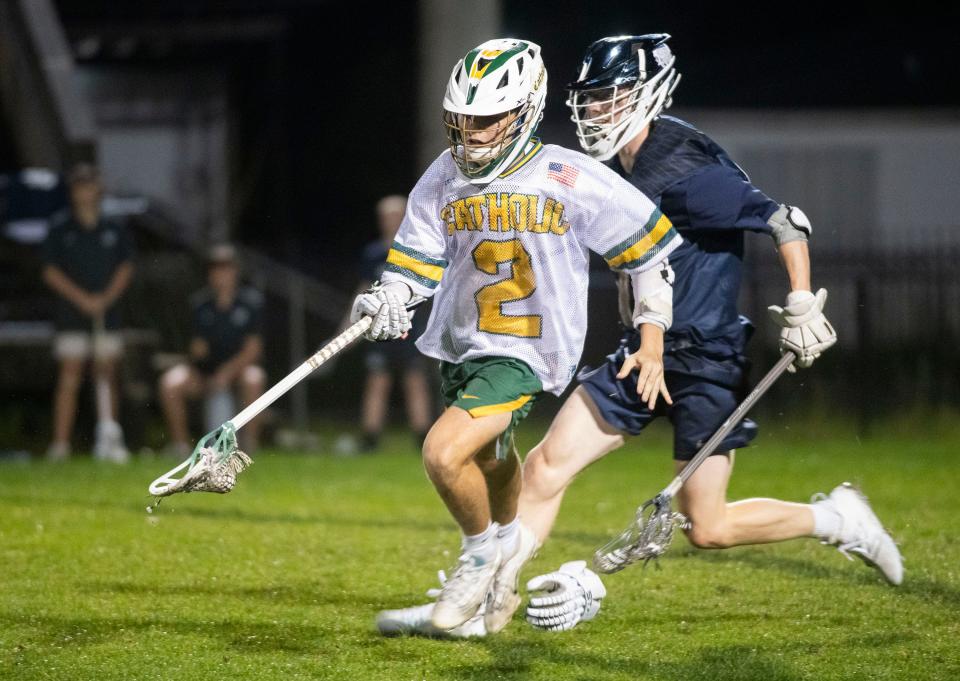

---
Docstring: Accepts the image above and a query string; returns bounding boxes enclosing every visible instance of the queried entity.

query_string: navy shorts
[578,336,758,461]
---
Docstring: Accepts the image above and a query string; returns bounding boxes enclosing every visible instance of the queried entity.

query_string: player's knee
[523,443,573,500]
[683,522,731,549]
[422,432,457,481]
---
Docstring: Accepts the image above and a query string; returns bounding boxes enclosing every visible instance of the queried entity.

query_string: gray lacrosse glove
[525,560,606,632]
[350,281,413,342]
[767,288,837,372]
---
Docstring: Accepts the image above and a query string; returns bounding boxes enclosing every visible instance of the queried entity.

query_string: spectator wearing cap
[158,245,266,456]
[41,163,134,461]
[346,195,432,452]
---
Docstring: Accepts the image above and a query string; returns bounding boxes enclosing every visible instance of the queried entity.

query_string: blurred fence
[741,242,960,433]
[580,240,960,437]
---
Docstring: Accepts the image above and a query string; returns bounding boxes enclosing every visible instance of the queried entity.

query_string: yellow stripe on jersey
[466,394,533,418]
[386,248,445,284]
[499,139,544,178]
[605,213,676,270]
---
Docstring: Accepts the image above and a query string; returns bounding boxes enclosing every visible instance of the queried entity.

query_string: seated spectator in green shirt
[158,245,266,456]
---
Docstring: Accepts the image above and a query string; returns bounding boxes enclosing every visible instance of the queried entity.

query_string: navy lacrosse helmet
[566,34,680,160]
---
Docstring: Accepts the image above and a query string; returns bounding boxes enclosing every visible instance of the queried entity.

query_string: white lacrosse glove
[767,288,837,372]
[350,281,413,342]
[525,560,606,632]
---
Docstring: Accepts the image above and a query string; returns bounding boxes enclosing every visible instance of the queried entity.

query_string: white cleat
[377,571,487,638]
[483,523,540,634]
[377,603,487,638]
[431,548,501,631]
[813,482,903,585]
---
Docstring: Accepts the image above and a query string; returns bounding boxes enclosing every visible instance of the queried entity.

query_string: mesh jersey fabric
[380,141,681,394]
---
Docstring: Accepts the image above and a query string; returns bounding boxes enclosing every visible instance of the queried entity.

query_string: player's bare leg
[158,364,204,454]
[676,453,815,548]
[50,357,85,458]
[239,365,266,451]
[422,406,512,629]
[478,445,521,526]
[423,406,512,534]
[483,388,624,632]
[361,370,392,450]
[520,387,626,541]
[677,454,902,583]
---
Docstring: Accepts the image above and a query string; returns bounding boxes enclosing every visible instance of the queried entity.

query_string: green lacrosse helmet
[443,38,548,184]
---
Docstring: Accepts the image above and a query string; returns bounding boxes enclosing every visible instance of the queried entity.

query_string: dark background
[30,1,959,282]
[1,1,958,450]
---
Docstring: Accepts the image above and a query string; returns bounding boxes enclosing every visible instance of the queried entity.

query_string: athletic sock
[496,517,521,558]
[462,522,499,563]
[811,501,843,542]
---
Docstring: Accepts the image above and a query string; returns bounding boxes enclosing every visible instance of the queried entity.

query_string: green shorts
[440,356,543,459]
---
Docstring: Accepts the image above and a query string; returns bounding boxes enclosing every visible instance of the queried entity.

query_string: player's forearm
[102,262,134,305]
[777,241,811,292]
[638,322,665,355]
[42,265,90,306]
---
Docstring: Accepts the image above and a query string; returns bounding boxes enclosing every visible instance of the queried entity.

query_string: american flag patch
[547,162,580,188]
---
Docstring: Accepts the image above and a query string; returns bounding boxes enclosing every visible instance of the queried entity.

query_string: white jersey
[381,141,682,394]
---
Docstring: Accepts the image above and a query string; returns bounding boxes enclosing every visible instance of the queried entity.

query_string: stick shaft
[231,317,372,430]
[667,352,795,491]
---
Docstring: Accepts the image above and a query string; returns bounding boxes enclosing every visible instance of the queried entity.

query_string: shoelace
[425,570,448,599]
[837,535,881,563]
[440,555,487,601]
[811,490,881,561]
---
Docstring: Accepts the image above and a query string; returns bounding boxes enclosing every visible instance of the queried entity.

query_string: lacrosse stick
[594,351,797,573]
[148,316,375,498]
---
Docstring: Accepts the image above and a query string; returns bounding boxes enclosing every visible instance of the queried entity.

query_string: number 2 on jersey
[472,239,542,338]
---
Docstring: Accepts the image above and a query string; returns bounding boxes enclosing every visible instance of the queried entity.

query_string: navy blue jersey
[190,285,263,374]
[610,116,778,358]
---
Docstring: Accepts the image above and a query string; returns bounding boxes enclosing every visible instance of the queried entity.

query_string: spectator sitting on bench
[159,244,265,456]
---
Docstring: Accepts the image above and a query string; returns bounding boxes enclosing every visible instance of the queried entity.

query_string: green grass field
[2,421,959,680]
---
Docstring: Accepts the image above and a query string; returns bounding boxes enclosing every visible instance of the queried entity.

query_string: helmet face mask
[569,84,642,152]
[443,39,547,184]
[566,35,681,161]
[444,106,528,178]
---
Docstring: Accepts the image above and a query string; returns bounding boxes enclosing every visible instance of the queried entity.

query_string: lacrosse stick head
[593,493,687,574]
[148,422,253,498]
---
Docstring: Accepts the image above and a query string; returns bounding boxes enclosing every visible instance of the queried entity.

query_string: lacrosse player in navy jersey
[377,34,903,639]
[503,34,904,633]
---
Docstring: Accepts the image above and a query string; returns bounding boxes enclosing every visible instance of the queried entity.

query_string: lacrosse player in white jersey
[354,38,681,633]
